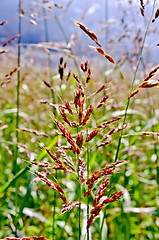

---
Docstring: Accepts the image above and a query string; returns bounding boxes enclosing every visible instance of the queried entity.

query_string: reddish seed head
[84,189,92,197]
[98,117,121,128]
[0,21,7,26]
[128,89,140,99]
[98,179,109,195]
[103,168,114,176]
[56,120,66,136]
[85,60,88,71]
[152,8,159,22]
[59,192,67,204]
[112,191,123,200]
[2,34,20,47]
[90,46,115,63]
[85,129,99,142]
[86,67,91,83]
[87,215,94,230]
[36,171,56,190]
[73,72,80,83]
[78,107,83,125]
[59,106,71,126]
[76,133,84,149]
[96,84,105,94]
[45,148,63,165]
[65,101,73,115]
[75,21,102,47]
[82,105,94,125]
[66,70,71,81]
[74,89,81,110]
[54,183,64,194]
[78,157,85,183]
[97,94,109,108]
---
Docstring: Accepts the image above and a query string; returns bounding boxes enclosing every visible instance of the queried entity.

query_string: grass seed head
[85,129,99,142]
[75,21,102,47]
[89,46,115,64]
[82,105,94,125]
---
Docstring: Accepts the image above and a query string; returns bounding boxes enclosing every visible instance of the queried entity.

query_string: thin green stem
[14,0,22,230]
[99,207,107,240]
[86,141,89,240]
[15,0,21,173]
[52,170,57,238]
[78,161,81,240]
[42,3,57,238]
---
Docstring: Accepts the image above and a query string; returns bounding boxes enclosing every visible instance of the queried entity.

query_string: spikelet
[86,67,91,83]
[20,128,48,137]
[143,65,159,81]
[78,158,85,183]
[43,80,53,91]
[85,129,99,142]
[61,201,79,213]
[2,34,20,47]
[74,89,81,111]
[82,105,94,125]
[140,0,145,17]
[0,21,7,26]
[97,140,110,148]
[81,60,88,72]
[73,72,80,83]
[89,46,115,64]
[55,120,66,136]
[45,148,68,171]
[65,101,73,115]
[87,187,123,229]
[31,161,60,169]
[96,84,105,94]
[0,50,9,54]
[98,117,121,128]
[36,171,56,190]
[75,21,102,47]
[66,70,71,81]
[76,133,84,149]
[128,65,159,99]
[55,122,78,154]
[97,94,109,108]
[128,89,140,99]
[152,8,159,23]
[59,106,71,126]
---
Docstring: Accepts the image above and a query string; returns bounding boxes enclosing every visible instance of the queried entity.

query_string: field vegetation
[0,0,159,239]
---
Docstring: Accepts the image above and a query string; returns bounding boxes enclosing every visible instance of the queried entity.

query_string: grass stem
[86,141,89,240]
[114,0,157,163]
[78,157,81,240]
[14,0,22,230]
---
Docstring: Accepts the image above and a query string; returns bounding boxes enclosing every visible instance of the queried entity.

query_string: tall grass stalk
[100,1,109,237]
[85,87,90,240]
[76,125,81,240]
[99,207,107,239]
[141,58,158,184]
[78,158,81,240]
[86,141,89,240]
[14,0,22,229]
[42,3,57,238]
[114,0,157,163]
[113,2,157,239]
